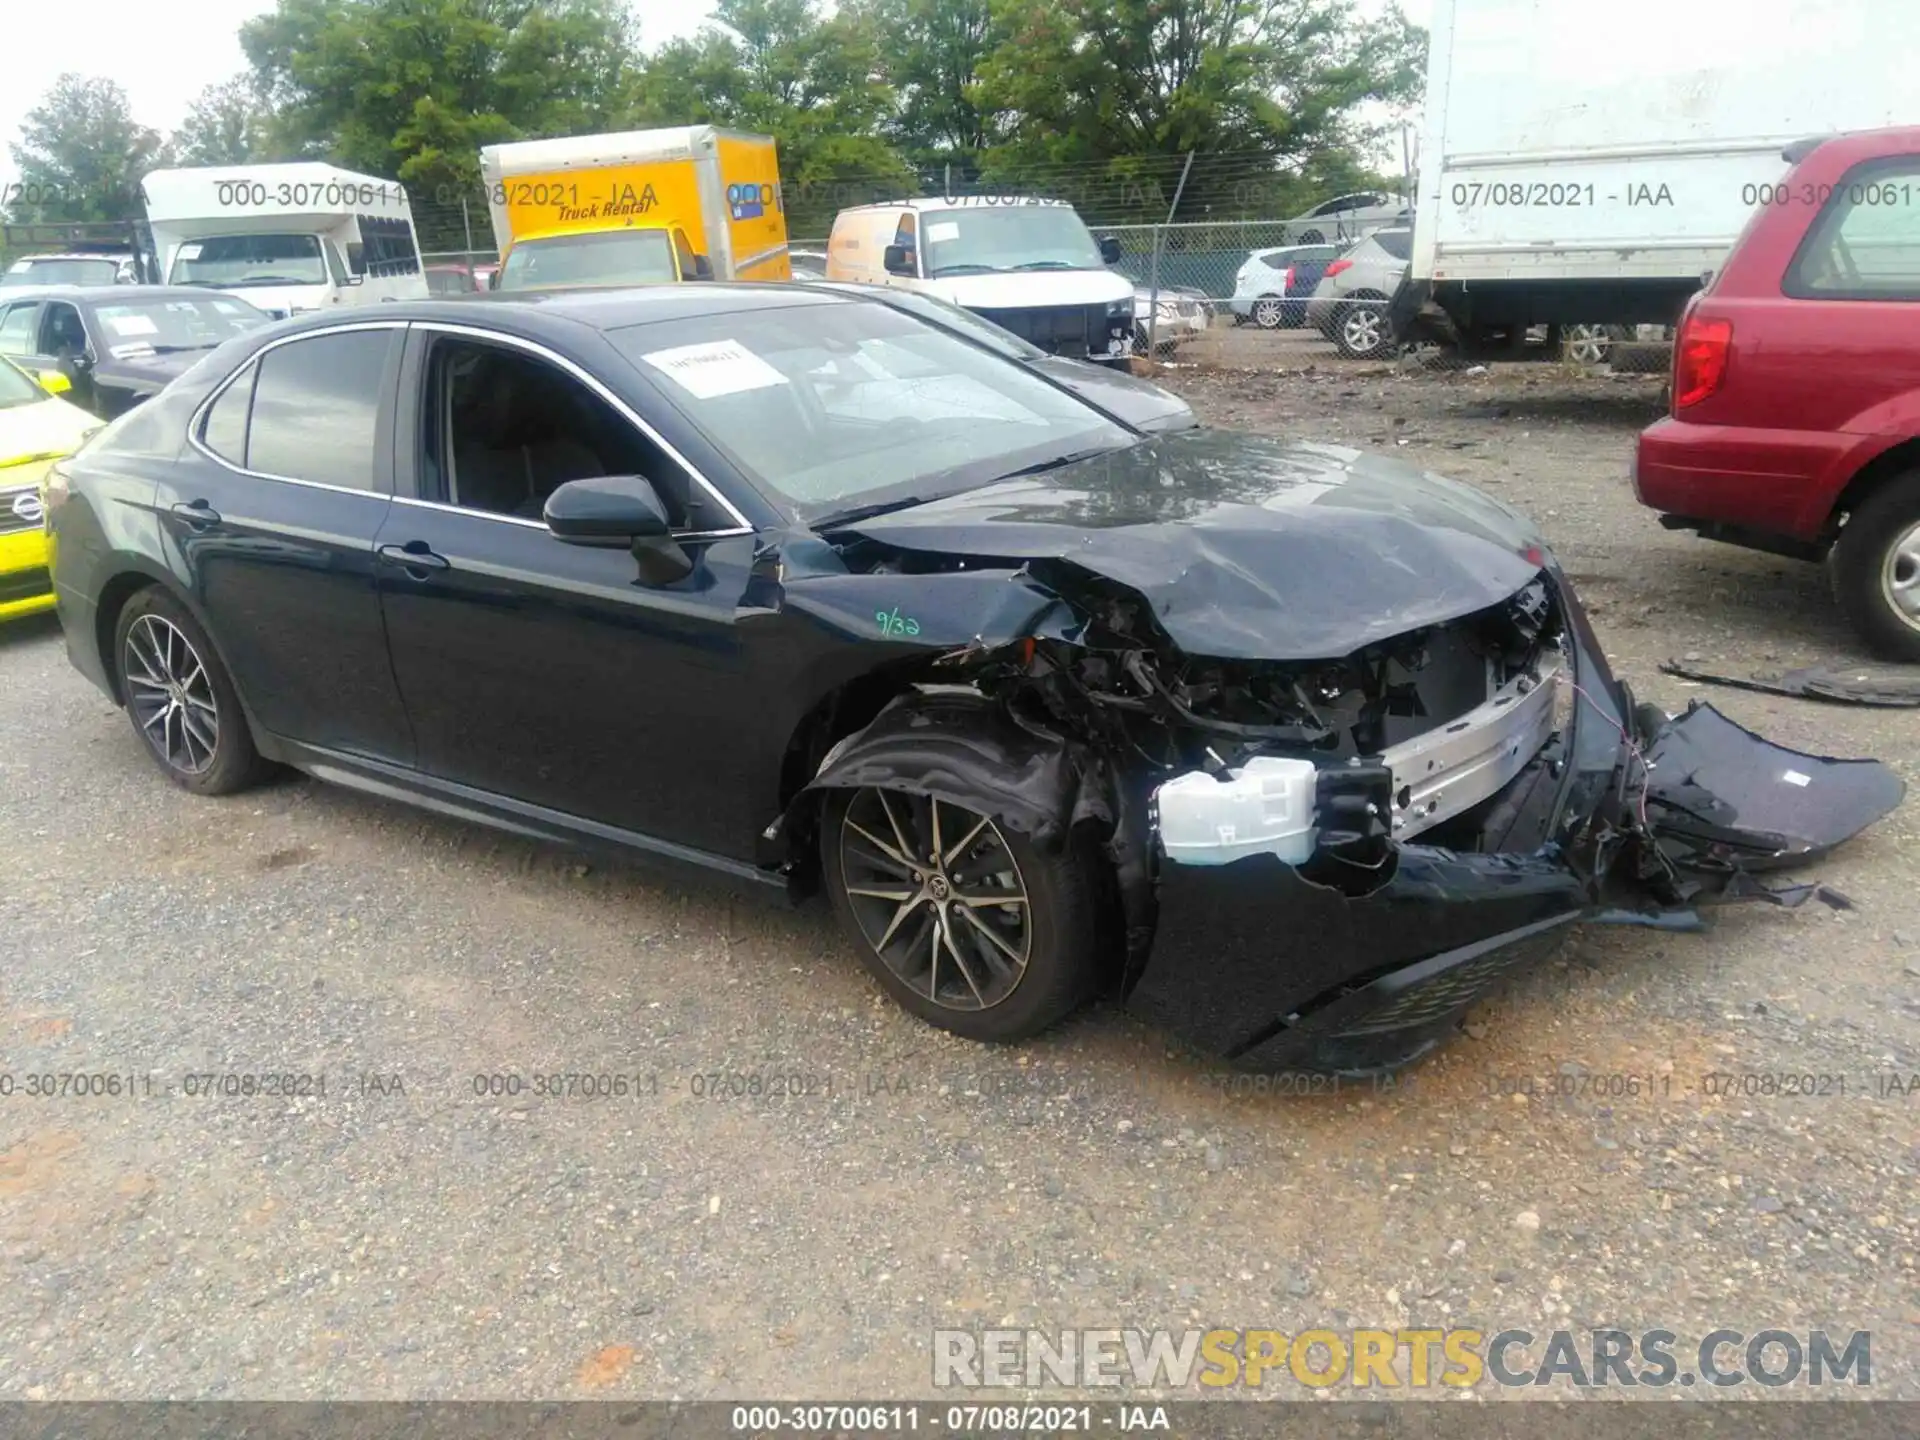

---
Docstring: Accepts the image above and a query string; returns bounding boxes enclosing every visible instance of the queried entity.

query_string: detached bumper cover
[1123,574,1903,1073]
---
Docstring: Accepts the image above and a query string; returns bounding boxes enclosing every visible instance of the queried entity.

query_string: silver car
[1275,192,1412,247]
[1306,227,1412,359]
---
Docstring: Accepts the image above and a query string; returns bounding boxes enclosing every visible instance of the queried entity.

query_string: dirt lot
[1,353,1916,1403]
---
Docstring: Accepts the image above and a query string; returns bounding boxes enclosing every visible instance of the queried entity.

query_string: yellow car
[0,357,99,621]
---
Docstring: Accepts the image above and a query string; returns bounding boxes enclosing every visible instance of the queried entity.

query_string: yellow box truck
[480,126,791,290]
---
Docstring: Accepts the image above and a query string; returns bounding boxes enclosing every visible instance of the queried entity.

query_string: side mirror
[346,242,367,277]
[67,352,95,376]
[690,254,714,280]
[37,369,71,396]
[544,475,693,586]
[1099,235,1123,265]
[883,244,916,277]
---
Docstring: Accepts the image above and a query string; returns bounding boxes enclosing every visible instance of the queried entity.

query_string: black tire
[1251,295,1286,330]
[113,586,271,795]
[1332,292,1392,358]
[1831,471,1920,662]
[821,787,1099,1043]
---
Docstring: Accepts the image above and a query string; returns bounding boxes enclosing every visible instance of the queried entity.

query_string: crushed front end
[775,537,1902,1074]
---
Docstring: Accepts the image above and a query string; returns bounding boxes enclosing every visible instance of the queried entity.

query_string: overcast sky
[4,0,1429,191]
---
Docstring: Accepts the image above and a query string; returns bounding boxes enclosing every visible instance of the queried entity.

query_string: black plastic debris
[1661,659,1920,707]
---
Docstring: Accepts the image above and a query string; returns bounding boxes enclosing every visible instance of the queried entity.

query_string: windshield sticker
[104,313,159,336]
[174,243,203,262]
[876,606,921,638]
[640,339,788,400]
[109,342,155,360]
[925,221,961,243]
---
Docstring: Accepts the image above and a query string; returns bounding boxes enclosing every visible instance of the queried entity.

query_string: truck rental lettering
[497,180,659,220]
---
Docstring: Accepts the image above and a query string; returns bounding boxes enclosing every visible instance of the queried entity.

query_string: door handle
[170,499,220,527]
[376,541,449,573]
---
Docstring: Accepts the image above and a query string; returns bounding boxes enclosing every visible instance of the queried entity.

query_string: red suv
[1635,126,1920,659]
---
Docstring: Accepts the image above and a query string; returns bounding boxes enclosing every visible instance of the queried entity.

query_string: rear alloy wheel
[1833,471,1920,661]
[822,787,1098,1042]
[114,588,269,795]
[1334,294,1391,358]
[1251,296,1286,329]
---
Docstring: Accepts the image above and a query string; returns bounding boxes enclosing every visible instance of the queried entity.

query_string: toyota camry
[42,285,1903,1073]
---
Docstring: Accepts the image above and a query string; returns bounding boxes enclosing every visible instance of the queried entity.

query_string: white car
[1230,243,1341,328]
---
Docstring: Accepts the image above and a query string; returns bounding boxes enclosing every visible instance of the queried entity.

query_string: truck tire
[1831,470,1920,662]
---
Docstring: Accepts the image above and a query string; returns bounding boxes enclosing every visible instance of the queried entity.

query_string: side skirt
[269,737,789,897]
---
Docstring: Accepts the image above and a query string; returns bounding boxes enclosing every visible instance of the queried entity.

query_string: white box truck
[479,126,791,289]
[142,163,428,320]
[1398,0,1919,347]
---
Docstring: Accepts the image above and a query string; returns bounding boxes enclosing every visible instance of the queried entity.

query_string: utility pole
[1145,150,1196,361]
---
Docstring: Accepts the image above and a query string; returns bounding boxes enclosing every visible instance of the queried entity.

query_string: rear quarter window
[1785,157,1920,300]
[1374,230,1413,262]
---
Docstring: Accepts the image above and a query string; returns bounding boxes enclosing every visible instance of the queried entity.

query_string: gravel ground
[2,353,1917,1404]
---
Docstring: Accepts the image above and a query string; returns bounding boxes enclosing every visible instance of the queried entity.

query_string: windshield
[3,257,120,287]
[500,230,677,290]
[169,234,327,288]
[921,206,1105,277]
[0,357,47,410]
[426,268,474,295]
[92,296,270,356]
[861,287,1045,360]
[610,299,1131,516]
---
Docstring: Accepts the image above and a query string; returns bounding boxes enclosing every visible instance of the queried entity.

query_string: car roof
[0,284,229,305]
[839,196,1078,214]
[260,281,859,342]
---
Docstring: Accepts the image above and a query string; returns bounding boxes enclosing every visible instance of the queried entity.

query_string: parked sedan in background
[0,356,98,621]
[1276,192,1412,247]
[43,284,1898,1074]
[425,264,482,295]
[1232,243,1341,328]
[1131,284,1210,353]
[0,286,272,418]
[1307,227,1412,358]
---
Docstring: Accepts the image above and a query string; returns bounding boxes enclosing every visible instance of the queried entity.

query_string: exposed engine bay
[756,430,1902,1072]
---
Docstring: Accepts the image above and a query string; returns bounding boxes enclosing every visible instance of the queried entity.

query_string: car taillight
[1324,258,1352,278]
[1673,314,1733,409]
[1282,265,1295,291]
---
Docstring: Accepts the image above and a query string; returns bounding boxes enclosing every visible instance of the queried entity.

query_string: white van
[142,163,429,320]
[825,197,1134,367]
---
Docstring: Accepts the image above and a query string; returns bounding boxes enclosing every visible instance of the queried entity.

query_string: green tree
[631,0,914,228]
[857,0,1005,164]
[240,0,641,199]
[975,0,1424,212]
[6,74,170,222]
[172,78,277,166]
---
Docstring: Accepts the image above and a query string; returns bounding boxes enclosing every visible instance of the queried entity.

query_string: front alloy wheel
[114,588,270,794]
[822,785,1099,1042]
[1252,296,1285,329]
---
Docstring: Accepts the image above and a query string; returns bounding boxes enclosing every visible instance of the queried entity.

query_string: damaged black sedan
[45,285,1904,1072]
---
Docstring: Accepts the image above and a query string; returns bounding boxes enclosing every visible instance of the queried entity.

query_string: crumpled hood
[835,431,1550,660]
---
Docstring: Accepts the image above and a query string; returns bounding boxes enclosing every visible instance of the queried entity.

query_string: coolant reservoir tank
[1154,756,1319,866]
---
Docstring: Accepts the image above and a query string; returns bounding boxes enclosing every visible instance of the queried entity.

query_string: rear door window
[1787,159,1920,299]
[244,329,396,489]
